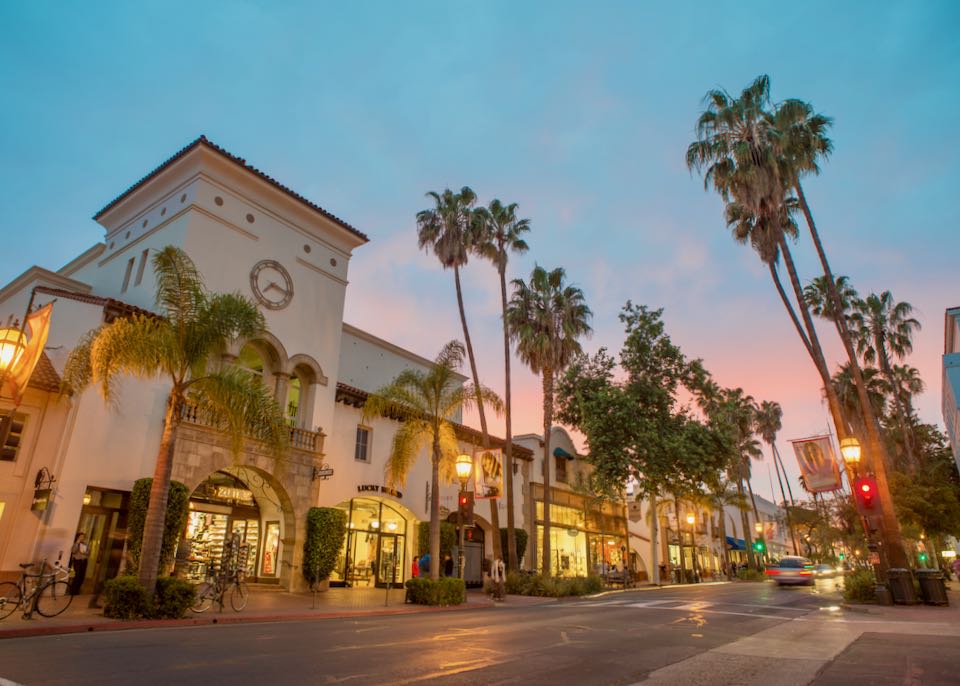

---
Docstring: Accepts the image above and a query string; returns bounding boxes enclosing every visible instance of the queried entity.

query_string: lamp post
[455,453,473,580]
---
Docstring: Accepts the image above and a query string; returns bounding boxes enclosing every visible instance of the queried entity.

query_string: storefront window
[330,498,409,588]
[536,526,588,577]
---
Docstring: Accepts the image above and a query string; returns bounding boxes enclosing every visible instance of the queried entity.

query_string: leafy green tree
[557,303,727,584]
[508,266,592,575]
[362,341,501,580]
[472,198,531,571]
[62,246,288,595]
[417,187,504,561]
[303,508,348,585]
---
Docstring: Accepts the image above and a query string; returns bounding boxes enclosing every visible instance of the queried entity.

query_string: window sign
[262,521,280,576]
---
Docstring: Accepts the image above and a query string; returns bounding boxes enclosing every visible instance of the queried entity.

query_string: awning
[553,447,576,460]
[726,536,747,551]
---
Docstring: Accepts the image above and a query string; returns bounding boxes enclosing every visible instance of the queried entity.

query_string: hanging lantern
[0,327,26,375]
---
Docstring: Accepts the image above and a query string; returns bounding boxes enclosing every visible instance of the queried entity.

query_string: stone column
[274,372,292,418]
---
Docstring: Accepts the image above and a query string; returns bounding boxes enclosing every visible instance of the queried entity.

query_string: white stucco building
[0,136,533,592]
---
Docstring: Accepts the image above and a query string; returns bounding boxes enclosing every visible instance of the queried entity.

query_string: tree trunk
[429,432,442,581]
[138,394,179,595]
[777,233,850,438]
[736,477,756,569]
[717,504,730,576]
[745,477,763,564]
[673,494,687,582]
[769,261,813,359]
[541,369,553,576]
[649,494,660,585]
[452,265,503,562]
[794,181,909,570]
[771,444,799,554]
[499,265,518,571]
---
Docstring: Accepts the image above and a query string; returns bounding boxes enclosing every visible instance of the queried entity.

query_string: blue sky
[2,1,958,502]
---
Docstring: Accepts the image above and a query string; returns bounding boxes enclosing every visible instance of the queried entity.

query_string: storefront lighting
[386,521,397,532]
[82,492,92,506]
[370,520,380,529]
[686,514,695,525]
[755,521,763,533]
[840,437,861,464]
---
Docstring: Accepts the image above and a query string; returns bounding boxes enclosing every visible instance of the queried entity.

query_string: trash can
[886,568,919,605]
[917,569,949,606]
[874,583,893,606]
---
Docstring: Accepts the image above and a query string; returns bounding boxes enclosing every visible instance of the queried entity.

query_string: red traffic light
[853,476,878,511]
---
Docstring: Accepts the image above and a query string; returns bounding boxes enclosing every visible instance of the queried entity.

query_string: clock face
[250,260,294,310]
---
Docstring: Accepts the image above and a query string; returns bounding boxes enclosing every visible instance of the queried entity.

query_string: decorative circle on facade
[249,260,294,310]
[246,213,255,223]
[161,207,167,216]
[142,220,148,228]
[329,258,337,267]
[303,244,311,253]
[125,231,131,239]
[214,196,224,206]
[180,193,187,203]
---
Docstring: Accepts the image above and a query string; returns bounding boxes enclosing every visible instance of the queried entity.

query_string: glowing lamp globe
[455,453,473,484]
[840,437,861,464]
[686,513,695,525]
[0,328,25,374]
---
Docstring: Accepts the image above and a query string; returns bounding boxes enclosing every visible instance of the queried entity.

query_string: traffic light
[458,490,474,526]
[853,476,879,512]
[838,553,845,561]
[918,552,928,563]
[752,539,766,553]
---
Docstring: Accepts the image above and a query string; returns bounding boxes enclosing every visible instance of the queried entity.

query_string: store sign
[214,486,255,504]
[357,484,402,499]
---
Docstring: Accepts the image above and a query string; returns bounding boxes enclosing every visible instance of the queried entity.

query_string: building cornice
[341,322,469,383]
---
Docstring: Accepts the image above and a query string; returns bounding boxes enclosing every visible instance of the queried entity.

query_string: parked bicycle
[0,554,73,620]
[191,567,248,613]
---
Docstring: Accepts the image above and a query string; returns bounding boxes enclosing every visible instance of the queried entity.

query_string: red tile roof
[335,382,533,460]
[33,286,155,320]
[93,135,369,243]
[28,352,61,393]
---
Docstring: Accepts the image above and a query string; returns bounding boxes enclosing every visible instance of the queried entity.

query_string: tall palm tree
[804,275,859,329]
[687,77,850,441]
[506,266,591,575]
[776,94,909,567]
[852,291,922,469]
[754,400,799,554]
[890,364,924,421]
[362,341,502,580]
[62,246,288,594]
[831,362,888,440]
[472,199,530,571]
[417,187,504,560]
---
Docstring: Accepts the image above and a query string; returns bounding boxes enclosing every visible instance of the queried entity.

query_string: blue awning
[726,536,746,551]
[553,447,576,460]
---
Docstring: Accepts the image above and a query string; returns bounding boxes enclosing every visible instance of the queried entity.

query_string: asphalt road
[0,578,870,686]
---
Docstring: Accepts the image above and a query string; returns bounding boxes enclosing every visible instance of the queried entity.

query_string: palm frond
[89,315,176,403]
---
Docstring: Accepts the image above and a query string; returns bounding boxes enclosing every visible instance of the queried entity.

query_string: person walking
[70,532,90,595]
[491,557,506,601]
[411,555,420,578]
[419,552,431,577]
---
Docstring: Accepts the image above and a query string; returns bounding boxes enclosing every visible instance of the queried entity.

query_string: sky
[1,1,958,505]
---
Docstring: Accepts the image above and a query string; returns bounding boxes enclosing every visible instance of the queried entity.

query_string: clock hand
[264,281,288,295]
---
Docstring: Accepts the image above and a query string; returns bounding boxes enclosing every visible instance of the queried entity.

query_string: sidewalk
[0,587,510,640]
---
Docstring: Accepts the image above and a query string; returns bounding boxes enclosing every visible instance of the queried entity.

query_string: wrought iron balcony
[178,400,324,453]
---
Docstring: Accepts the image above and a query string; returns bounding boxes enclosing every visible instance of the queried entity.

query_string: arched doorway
[329,497,416,588]
[445,512,486,586]
[183,467,290,584]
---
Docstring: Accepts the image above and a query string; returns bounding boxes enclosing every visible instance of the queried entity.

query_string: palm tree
[852,291,922,469]
[507,266,591,575]
[776,94,909,566]
[362,341,502,580]
[698,479,746,576]
[687,77,850,441]
[62,246,288,594]
[472,199,530,571]
[754,400,799,554]
[417,187,504,561]
[804,275,859,329]
[890,364,924,421]
[831,362,888,440]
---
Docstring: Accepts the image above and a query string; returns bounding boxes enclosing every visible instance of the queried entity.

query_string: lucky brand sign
[790,435,842,493]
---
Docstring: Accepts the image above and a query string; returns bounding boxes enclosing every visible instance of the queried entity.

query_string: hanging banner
[790,435,842,493]
[475,448,503,499]
[1,303,53,403]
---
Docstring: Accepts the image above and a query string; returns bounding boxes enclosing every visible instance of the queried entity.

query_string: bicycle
[191,567,248,613]
[0,555,74,620]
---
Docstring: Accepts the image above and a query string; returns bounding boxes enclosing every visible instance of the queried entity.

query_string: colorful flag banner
[475,448,503,499]
[1,303,53,404]
[790,434,842,493]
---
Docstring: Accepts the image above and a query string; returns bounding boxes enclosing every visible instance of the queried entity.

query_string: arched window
[237,343,266,380]
[285,376,301,426]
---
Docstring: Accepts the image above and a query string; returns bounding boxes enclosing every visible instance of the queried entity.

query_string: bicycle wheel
[36,581,73,617]
[230,582,248,611]
[0,582,22,620]
[191,582,214,613]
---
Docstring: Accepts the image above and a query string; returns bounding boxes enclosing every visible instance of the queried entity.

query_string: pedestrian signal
[853,476,878,512]
[458,490,475,526]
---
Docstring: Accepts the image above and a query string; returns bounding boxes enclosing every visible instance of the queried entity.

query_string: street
[3,579,956,685]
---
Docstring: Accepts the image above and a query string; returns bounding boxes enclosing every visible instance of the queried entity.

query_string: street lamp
[686,513,699,583]
[840,437,861,467]
[455,454,473,580]
[0,327,25,375]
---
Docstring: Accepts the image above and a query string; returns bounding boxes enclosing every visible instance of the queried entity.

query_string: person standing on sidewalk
[491,558,506,600]
[69,533,89,595]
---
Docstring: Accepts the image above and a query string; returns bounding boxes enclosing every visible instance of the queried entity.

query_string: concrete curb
[584,581,732,600]
[0,600,495,640]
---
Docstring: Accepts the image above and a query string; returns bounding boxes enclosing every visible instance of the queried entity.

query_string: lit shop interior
[328,497,414,588]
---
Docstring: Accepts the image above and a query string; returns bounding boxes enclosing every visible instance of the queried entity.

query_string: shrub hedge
[127,478,191,575]
[303,507,347,585]
[736,568,766,582]
[843,569,877,603]
[102,576,196,619]
[404,577,466,606]
[504,572,603,597]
